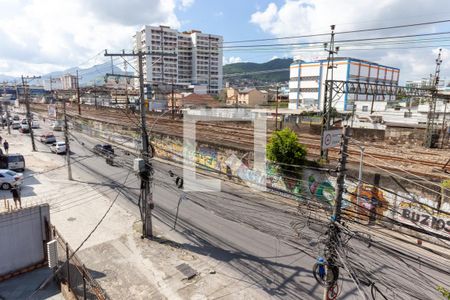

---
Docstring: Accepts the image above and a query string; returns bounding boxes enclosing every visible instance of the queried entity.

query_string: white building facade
[61,74,78,90]
[289,57,400,112]
[133,26,223,94]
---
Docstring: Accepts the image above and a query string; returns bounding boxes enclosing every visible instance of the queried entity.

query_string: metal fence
[52,227,108,300]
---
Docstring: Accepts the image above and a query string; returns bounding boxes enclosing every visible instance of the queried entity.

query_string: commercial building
[289,57,400,112]
[133,25,223,94]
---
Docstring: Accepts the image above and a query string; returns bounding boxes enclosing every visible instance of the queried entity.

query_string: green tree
[267,128,307,166]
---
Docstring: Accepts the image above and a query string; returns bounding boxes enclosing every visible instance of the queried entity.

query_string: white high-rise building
[133,25,223,94]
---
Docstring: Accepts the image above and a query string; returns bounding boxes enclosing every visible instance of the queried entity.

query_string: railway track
[30,104,450,176]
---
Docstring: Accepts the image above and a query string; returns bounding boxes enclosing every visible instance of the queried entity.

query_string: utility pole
[104,49,174,238]
[424,49,442,148]
[320,25,339,161]
[76,70,81,115]
[275,84,280,130]
[1,81,6,130]
[21,75,39,151]
[171,76,175,119]
[441,99,448,149]
[63,98,73,180]
[323,126,349,299]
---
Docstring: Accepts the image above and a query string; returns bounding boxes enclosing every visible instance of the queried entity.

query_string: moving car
[51,121,63,131]
[50,141,66,154]
[12,121,21,129]
[93,144,114,156]
[0,154,25,172]
[40,133,56,144]
[19,124,30,133]
[0,169,23,190]
[31,120,40,128]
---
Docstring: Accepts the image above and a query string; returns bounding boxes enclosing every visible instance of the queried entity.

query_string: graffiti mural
[398,201,450,236]
[346,184,389,222]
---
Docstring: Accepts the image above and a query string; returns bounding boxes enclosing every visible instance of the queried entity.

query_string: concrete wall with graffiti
[70,117,450,239]
[152,133,449,238]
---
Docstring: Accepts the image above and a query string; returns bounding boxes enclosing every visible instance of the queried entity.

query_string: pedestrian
[3,140,8,154]
[43,117,46,123]
[11,186,21,209]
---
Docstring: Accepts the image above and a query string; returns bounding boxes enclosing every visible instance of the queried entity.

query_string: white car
[31,120,40,128]
[0,169,23,190]
[51,141,66,154]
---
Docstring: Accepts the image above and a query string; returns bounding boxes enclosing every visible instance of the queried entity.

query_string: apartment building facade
[289,57,400,112]
[61,74,78,90]
[133,25,223,94]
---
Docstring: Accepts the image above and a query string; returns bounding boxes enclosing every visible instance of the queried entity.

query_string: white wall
[0,204,50,276]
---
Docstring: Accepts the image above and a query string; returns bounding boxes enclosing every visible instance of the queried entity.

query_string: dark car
[93,144,114,156]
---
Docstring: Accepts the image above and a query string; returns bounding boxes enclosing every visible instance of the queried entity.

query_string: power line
[224,19,450,44]
[222,31,450,49]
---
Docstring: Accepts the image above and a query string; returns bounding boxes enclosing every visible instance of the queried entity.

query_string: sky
[1,0,450,83]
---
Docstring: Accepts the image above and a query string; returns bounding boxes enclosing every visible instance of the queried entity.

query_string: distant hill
[0,62,126,87]
[223,58,293,84]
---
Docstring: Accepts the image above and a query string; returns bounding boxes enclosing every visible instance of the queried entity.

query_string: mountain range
[1,58,293,87]
[223,58,293,83]
[0,62,126,86]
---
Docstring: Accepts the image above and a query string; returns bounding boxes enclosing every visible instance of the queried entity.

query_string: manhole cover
[175,263,197,280]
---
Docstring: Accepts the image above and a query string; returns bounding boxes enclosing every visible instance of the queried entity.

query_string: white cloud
[223,56,243,65]
[250,0,450,82]
[180,0,194,9]
[0,0,181,76]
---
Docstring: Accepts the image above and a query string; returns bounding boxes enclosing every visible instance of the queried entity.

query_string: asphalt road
[26,117,450,300]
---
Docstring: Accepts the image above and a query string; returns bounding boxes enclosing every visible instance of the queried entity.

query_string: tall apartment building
[133,25,223,94]
[61,74,78,90]
[289,57,400,112]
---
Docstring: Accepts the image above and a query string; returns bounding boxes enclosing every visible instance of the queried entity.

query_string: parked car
[19,124,30,133]
[51,141,66,154]
[31,120,40,128]
[0,154,25,172]
[13,115,20,121]
[21,119,28,125]
[93,144,114,156]
[0,169,23,190]
[40,133,56,144]
[12,121,21,129]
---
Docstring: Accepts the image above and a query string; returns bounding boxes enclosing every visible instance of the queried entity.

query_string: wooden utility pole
[63,98,73,180]
[76,70,81,115]
[21,75,39,151]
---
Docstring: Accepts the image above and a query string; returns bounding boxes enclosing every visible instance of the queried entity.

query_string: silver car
[0,169,23,190]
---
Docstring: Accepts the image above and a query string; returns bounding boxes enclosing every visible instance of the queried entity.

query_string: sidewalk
[1,128,269,299]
